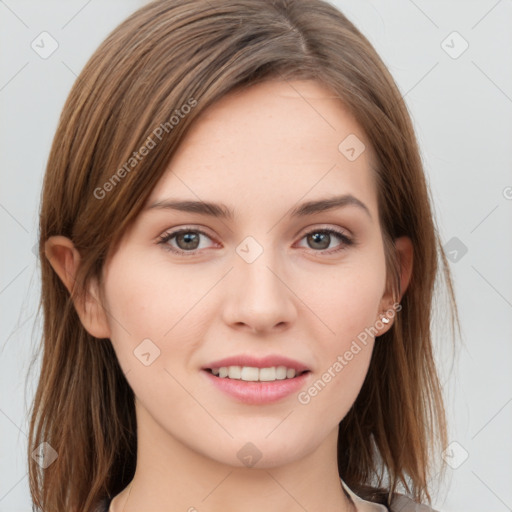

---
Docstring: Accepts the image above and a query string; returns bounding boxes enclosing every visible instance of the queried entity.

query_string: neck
[114,402,355,512]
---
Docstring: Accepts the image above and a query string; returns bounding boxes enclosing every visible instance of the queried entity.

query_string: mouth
[202,365,312,405]
[204,366,311,382]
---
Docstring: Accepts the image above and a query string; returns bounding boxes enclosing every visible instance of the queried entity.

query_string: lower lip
[202,370,311,405]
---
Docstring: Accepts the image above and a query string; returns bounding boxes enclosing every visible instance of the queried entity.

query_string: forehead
[146,79,378,219]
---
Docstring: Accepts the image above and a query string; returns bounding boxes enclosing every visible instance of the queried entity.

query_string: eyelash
[157,226,355,256]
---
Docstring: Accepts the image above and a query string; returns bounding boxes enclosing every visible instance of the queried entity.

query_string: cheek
[103,249,197,337]
[296,268,383,423]
[297,256,386,348]
[100,250,196,370]
[101,254,204,413]
[294,250,386,405]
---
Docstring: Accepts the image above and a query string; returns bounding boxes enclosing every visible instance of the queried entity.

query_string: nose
[221,245,298,335]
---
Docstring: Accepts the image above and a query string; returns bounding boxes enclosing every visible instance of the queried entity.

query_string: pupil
[179,232,199,249]
[309,232,329,249]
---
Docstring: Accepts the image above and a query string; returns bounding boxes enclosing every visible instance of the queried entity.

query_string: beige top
[97,480,438,512]
[341,478,439,512]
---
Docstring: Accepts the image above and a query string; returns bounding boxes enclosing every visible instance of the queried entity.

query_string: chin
[207,432,315,470]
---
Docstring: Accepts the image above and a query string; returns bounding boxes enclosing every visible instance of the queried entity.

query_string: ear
[44,235,111,339]
[375,236,413,335]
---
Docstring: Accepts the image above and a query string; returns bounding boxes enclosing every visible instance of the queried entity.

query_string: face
[95,79,395,469]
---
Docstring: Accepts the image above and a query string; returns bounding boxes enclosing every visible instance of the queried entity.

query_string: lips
[201,354,312,404]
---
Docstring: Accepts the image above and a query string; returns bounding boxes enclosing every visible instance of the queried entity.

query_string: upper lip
[203,355,310,373]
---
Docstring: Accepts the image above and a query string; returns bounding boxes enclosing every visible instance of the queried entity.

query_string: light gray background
[1,1,511,511]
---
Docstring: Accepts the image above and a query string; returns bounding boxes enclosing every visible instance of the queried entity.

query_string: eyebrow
[146,194,372,221]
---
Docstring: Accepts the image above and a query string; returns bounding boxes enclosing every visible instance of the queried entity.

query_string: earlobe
[376,236,414,334]
[44,236,111,339]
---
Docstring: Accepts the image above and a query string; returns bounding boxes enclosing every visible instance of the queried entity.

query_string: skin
[46,79,413,512]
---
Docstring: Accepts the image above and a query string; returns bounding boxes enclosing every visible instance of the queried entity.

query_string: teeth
[286,368,296,379]
[228,365,241,379]
[276,366,287,380]
[210,365,300,381]
[241,366,259,381]
[259,367,276,381]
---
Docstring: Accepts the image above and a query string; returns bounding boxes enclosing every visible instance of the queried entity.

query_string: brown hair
[28,0,460,510]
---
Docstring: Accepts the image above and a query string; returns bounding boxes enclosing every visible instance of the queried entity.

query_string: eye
[157,227,216,255]
[157,226,355,256]
[296,227,354,254]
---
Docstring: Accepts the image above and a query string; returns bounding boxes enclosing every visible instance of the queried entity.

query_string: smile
[203,367,311,404]
[207,365,309,382]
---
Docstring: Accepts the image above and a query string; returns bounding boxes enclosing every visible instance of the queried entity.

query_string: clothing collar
[340,478,388,512]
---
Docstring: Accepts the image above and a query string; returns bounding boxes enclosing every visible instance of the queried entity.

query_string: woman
[28,1,459,511]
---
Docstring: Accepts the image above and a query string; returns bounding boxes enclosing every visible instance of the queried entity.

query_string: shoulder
[390,493,440,512]
[340,478,440,512]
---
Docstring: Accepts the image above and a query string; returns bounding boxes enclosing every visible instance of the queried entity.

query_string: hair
[27,0,460,511]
